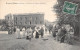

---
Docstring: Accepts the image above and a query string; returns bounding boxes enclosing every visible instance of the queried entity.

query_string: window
[16,17,17,20]
[30,21,31,25]
[25,22,27,24]
[16,22,17,25]
[36,17,37,20]
[25,17,27,21]
[25,17,27,19]
[20,17,22,20]
[30,17,32,20]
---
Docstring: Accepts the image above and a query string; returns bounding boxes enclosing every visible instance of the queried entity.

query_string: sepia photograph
[0,0,80,50]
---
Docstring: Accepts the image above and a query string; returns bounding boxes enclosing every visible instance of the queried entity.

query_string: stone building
[5,13,44,28]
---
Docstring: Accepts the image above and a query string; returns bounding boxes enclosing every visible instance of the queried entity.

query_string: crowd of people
[7,24,75,44]
[15,26,44,41]
[51,24,74,44]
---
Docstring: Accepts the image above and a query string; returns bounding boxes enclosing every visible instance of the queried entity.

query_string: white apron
[22,28,25,38]
[16,28,21,38]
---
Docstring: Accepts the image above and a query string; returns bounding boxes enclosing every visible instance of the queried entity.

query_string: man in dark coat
[39,27,44,38]
[52,26,58,37]
[57,26,67,43]
[35,31,39,38]
[60,27,67,43]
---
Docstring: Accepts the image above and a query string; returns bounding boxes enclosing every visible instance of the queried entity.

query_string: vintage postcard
[0,0,80,50]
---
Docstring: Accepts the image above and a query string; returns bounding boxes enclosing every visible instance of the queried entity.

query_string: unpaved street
[0,33,80,50]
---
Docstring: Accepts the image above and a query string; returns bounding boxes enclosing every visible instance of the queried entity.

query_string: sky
[0,0,57,22]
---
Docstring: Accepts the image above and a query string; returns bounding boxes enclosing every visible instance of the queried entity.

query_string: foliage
[0,20,9,31]
[53,0,80,27]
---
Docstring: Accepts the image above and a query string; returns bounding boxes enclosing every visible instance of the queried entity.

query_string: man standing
[52,26,58,38]
[39,27,44,38]
[67,27,74,44]
[60,27,67,43]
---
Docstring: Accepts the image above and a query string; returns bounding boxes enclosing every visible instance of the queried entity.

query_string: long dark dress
[35,31,39,38]
[60,28,67,43]
[39,28,44,37]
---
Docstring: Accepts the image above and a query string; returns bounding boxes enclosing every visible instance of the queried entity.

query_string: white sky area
[0,0,57,22]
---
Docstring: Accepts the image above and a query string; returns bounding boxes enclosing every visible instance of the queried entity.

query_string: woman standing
[35,26,39,39]
[35,30,39,39]
[22,27,26,38]
[16,26,21,39]
[26,27,32,41]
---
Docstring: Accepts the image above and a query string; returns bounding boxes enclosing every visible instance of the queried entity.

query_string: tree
[0,20,9,31]
[53,0,80,36]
